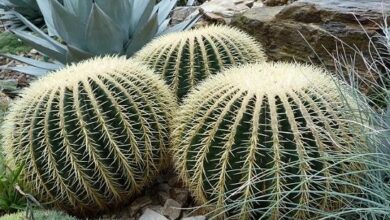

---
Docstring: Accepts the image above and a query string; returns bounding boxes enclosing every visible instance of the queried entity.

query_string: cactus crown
[1,57,176,215]
[135,25,266,100]
[173,62,367,219]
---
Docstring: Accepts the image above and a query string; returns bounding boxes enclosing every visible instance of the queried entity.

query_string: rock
[158,191,171,205]
[149,205,164,214]
[171,6,200,26]
[170,188,189,206]
[231,0,390,74]
[200,0,256,23]
[182,216,206,220]
[162,199,182,220]
[140,209,168,220]
[129,196,153,216]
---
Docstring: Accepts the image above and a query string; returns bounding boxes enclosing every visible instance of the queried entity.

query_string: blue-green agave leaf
[126,13,158,57]
[85,3,125,55]
[12,29,67,64]
[186,0,195,6]
[1,65,50,75]
[36,0,58,36]
[155,0,177,25]
[157,18,170,34]
[66,44,94,63]
[0,53,62,70]
[61,0,92,23]
[129,0,155,35]
[162,10,200,34]
[95,0,131,35]
[13,12,66,54]
[48,0,86,49]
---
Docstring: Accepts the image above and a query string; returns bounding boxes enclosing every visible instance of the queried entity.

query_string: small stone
[140,209,168,220]
[129,196,153,215]
[149,205,164,214]
[30,49,39,54]
[162,199,182,220]
[170,188,189,206]
[182,216,207,220]
[158,191,170,205]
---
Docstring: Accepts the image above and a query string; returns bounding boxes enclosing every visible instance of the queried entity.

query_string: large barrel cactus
[134,25,266,100]
[1,57,176,215]
[172,62,367,219]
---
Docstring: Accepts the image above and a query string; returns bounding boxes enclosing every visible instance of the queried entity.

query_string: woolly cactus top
[21,56,156,90]
[135,25,266,99]
[192,62,337,95]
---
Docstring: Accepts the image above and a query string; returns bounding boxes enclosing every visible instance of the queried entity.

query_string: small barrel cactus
[1,57,176,215]
[172,62,367,219]
[134,25,266,100]
[0,210,76,220]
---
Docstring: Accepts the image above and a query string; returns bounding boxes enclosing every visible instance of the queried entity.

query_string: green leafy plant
[1,56,176,216]
[172,62,370,219]
[135,25,266,100]
[1,0,200,75]
[0,32,31,54]
[0,209,76,220]
[0,0,42,29]
[0,164,27,214]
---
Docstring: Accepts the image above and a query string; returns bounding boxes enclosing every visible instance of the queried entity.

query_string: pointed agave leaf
[85,3,125,55]
[162,10,201,34]
[66,44,94,63]
[36,0,58,36]
[126,13,158,57]
[13,12,66,54]
[48,0,86,49]
[12,29,67,64]
[0,53,62,70]
[155,0,177,25]
[62,0,92,23]
[1,65,50,76]
[129,0,155,35]
[187,0,196,6]
[95,0,131,35]
[157,18,170,34]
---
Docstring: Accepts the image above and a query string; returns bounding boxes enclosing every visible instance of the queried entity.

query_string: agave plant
[1,0,199,75]
[0,0,43,29]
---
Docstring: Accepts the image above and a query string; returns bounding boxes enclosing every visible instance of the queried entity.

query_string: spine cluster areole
[172,62,367,219]
[135,25,266,100]
[1,57,176,215]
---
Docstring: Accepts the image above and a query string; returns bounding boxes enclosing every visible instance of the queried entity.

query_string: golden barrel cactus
[134,25,266,100]
[1,57,176,215]
[172,62,367,219]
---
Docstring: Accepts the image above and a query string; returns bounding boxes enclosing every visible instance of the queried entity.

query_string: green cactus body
[1,57,176,215]
[172,62,367,219]
[134,25,266,100]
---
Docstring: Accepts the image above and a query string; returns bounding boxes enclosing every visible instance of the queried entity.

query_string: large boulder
[231,0,390,72]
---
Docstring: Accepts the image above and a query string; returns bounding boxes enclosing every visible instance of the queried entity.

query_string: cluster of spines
[1,57,176,214]
[172,62,366,219]
[135,25,266,99]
